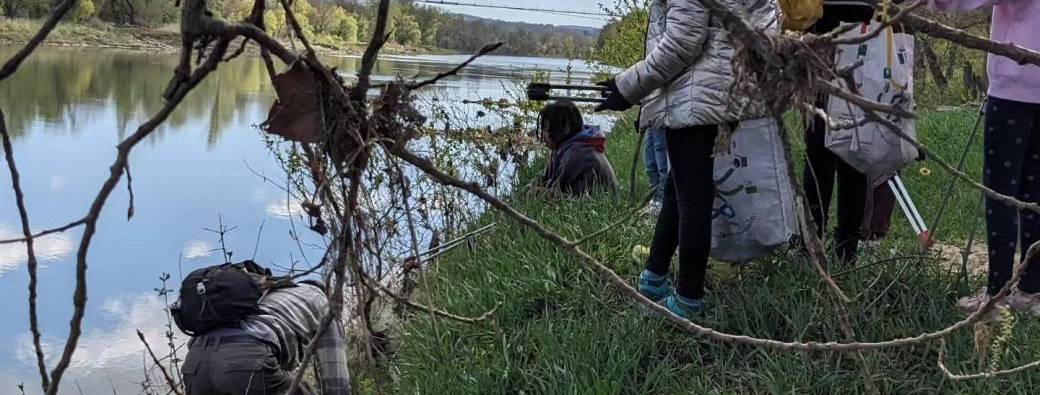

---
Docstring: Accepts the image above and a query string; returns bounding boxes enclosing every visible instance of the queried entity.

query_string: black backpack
[172,260,281,336]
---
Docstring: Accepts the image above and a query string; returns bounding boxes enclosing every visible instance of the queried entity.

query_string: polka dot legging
[984,96,1040,295]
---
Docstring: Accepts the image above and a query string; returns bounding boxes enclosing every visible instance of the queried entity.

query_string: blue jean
[983,96,1040,295]
[644,127,669,201]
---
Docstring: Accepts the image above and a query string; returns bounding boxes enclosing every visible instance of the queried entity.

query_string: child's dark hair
[538,101,584,146]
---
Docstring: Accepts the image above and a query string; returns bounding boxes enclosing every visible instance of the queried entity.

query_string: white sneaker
[1007,291,1040,316]
[956,288,1008,315]
[861,239,882,250]
[957,289,989,312]
[639,201,662,217]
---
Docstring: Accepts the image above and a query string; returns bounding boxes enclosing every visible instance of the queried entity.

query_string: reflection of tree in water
[0,47,274,143]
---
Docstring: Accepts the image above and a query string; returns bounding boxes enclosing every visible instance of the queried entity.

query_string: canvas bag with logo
[826,21,917,182]
[711,118,798,262]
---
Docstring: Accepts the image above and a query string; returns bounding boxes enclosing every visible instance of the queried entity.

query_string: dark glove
[594,78,633,112]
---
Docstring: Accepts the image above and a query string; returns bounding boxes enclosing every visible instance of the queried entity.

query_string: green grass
[391,109,1040,394]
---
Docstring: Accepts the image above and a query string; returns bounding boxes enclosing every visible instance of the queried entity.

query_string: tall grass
[392,108,1040,394]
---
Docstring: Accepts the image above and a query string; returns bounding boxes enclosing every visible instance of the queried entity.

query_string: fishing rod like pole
[526,82,607,103]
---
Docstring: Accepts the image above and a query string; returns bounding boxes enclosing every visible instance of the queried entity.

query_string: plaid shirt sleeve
[313,317,352,394]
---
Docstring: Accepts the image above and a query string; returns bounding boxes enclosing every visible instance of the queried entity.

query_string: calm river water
[0,46,598,394]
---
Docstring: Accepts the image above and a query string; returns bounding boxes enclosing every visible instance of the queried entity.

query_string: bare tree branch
[45,38,233,395]
[815,79,917,119]
[385,142,1038,353]
[831,0,924,45]
[136,330,184,395]
[125,162,135,220]
[408,42,504,90]
[362,271,500,324]
[775,116,878,393]
[0,109,49,392]
[569,189,654,247]
[353,0,392,100]
[0,0,78,81]
[938,338,1040,380]
[0,219,86,244]
[902,12,1040,68]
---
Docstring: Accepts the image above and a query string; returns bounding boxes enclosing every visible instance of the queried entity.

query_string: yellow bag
[780,0,824,31]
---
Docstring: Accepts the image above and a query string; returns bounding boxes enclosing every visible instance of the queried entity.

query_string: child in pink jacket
[930,0,1040,315]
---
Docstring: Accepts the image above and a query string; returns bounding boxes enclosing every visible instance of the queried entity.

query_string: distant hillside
[341,1,599,58]
[435,13,600,58]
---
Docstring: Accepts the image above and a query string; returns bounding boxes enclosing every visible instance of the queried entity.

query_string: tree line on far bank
[0,0,599,58]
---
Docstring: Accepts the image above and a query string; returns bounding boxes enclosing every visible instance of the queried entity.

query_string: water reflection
[181,240,214,260]
[10,293,186,394]
[0,45,598,394]
[0,47,273,145]
[0,225,73,276]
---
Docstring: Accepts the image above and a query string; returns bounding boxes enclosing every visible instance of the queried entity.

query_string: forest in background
[0,0,600,57]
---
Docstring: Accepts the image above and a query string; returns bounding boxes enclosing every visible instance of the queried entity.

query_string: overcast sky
[422,0,611,28]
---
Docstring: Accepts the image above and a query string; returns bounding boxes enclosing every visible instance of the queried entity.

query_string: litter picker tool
[930,100,987,240]
[887,174,933,248]
[526,82,607,103]
[402,223,497,264]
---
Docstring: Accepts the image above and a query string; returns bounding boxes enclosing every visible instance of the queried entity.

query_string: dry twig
[136,330,184,395]
[938,339,1040,380]
[0,109,49,392]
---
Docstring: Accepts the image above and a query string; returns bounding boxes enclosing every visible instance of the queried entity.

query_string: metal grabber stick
[525,82,607,103]
[925,100,987,285]
[930,99,987,240]
[887,174,932,248]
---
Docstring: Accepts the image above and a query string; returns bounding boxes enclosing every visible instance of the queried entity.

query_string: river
[0,46,601,394]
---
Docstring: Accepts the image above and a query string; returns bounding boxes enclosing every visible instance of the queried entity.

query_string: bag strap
[870,2,909,92]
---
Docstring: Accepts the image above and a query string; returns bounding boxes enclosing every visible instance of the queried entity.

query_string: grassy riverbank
[390,108,1040,393]
[0,18,449,55]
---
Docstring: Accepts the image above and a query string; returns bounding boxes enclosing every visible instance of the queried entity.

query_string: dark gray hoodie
[540,125,618,195]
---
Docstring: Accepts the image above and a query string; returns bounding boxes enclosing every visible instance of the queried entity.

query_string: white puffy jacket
[617,0,779,129]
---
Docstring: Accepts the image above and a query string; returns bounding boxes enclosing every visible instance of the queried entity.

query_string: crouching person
[535,100,618,195]
[174,261,351,394]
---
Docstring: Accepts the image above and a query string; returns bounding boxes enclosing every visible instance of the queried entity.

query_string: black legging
[644,125,718,300]
[803,103,868,264]
[801,4,878,265]
[983,96,1040,295]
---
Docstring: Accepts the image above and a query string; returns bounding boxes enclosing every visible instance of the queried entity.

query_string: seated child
[535,101,618,195]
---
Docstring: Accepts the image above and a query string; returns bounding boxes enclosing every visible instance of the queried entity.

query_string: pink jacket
[929,0,1040,104]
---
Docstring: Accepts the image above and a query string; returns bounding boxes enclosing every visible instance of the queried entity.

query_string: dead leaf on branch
[263,61,322,143]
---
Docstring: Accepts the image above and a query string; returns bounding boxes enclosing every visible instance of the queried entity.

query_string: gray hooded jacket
[540,125,618,195]
[617,0,779,130]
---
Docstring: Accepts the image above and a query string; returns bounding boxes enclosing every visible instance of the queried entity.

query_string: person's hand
[594,78,633,112]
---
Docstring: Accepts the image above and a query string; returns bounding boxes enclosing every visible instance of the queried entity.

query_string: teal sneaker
[638,270,672,302]
[664,294,706,320]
